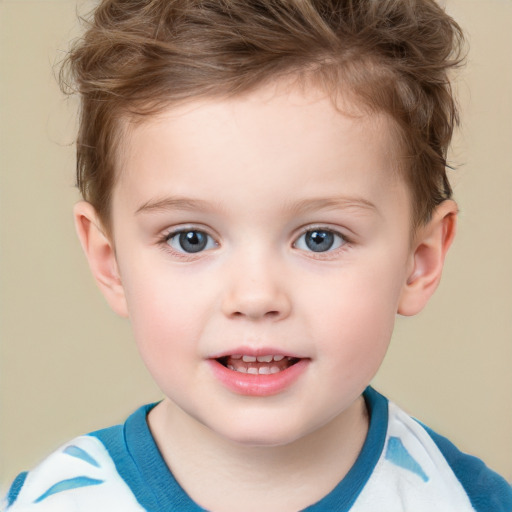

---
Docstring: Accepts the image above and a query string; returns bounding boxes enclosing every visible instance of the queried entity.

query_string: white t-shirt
[4,387,511,511]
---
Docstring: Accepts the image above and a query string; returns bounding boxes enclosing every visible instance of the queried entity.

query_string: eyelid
[160,225,219,257]
[292,226,350,254]
[162,223,218,240]
[293,224,349,241]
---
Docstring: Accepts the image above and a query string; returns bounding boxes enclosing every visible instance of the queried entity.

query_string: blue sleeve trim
[5,471,28,509]
[421,423,512,512]
[63,445,101,467]
[34,476,104,503]
[385,436,429,482]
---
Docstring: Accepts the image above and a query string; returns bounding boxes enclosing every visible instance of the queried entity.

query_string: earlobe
[73,201,129,318]
[398,200,457,316]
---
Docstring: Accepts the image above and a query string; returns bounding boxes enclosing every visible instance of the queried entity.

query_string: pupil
[305,230,334,252]
[179,231,207,253]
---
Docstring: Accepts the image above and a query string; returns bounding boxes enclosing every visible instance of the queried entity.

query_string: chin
[211,416,314,448]
[226,432,301,448]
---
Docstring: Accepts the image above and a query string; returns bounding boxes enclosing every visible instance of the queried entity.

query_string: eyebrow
[135,195,378,217]
[286,197,379,216]
[135,197,218,215]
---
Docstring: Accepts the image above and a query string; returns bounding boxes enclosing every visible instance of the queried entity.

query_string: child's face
[109,84,415,445]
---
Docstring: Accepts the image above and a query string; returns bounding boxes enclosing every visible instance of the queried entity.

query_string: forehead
[112,82,409,221]
[118,79,402,161]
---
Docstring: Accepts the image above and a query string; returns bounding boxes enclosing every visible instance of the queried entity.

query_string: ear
[74,201,129,318]
[398,200,457,316]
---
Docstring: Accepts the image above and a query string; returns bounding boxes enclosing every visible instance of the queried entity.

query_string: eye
[294,229,346,253]
[166,229,217,254]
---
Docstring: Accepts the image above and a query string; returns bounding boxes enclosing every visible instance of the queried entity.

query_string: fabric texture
[3,388,511,512]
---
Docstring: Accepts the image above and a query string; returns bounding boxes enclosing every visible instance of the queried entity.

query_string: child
[3,0,511,510]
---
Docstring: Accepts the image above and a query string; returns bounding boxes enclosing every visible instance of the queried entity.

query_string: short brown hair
[61,0,465,233]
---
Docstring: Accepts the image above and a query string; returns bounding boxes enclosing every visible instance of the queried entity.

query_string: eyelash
[293,227,350,257]
[159,226,351,259]
[161,228,218,259]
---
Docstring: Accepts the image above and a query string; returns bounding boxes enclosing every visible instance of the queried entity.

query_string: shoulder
[348,388,512,512]
[2,427,145,512]
[419,420,512,512]
[384,396,512,512]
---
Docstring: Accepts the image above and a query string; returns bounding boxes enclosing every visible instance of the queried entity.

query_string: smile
[209,352,309,396]
[216,354,300,375]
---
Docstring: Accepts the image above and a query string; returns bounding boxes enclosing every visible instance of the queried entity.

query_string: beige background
[0,0,511,491]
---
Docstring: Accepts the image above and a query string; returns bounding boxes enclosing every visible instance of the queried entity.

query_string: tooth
[257,355,273,363]
[247,367,258,374]
[237,366,248,373]
[273,355,284,362]
[227,365,235,370]
[258,366,271,375]
[270,366,280,374]
[242,355,256,362]
[231,354,242,360]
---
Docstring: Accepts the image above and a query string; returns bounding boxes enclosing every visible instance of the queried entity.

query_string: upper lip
[209,346,306,360]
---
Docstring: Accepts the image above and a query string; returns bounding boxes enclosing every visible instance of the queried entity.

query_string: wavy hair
[60,0,465,233]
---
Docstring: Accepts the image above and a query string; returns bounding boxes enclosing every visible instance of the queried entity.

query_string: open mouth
[216,354,301,375]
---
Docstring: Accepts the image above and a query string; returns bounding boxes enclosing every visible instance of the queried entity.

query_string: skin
[75,82,456,511]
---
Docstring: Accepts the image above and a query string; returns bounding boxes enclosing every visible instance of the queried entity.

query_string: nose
[221,250,292,321]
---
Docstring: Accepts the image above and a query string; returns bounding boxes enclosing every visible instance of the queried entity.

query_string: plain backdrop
[1,0,511,490]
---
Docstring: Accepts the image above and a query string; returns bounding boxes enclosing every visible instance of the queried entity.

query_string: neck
[148,395,369,512]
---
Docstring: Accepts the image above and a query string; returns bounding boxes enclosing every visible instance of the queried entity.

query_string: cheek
[320,291,396,352]
[124,282,207,395]
[305,258,406,361]
[315,294,395,393]
[120,266,211,357]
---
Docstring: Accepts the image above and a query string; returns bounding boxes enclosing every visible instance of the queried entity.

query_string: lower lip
[208,359,309,396]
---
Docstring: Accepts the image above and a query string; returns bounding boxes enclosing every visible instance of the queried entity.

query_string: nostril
[222,289,291,320]
[231,309,281,319]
